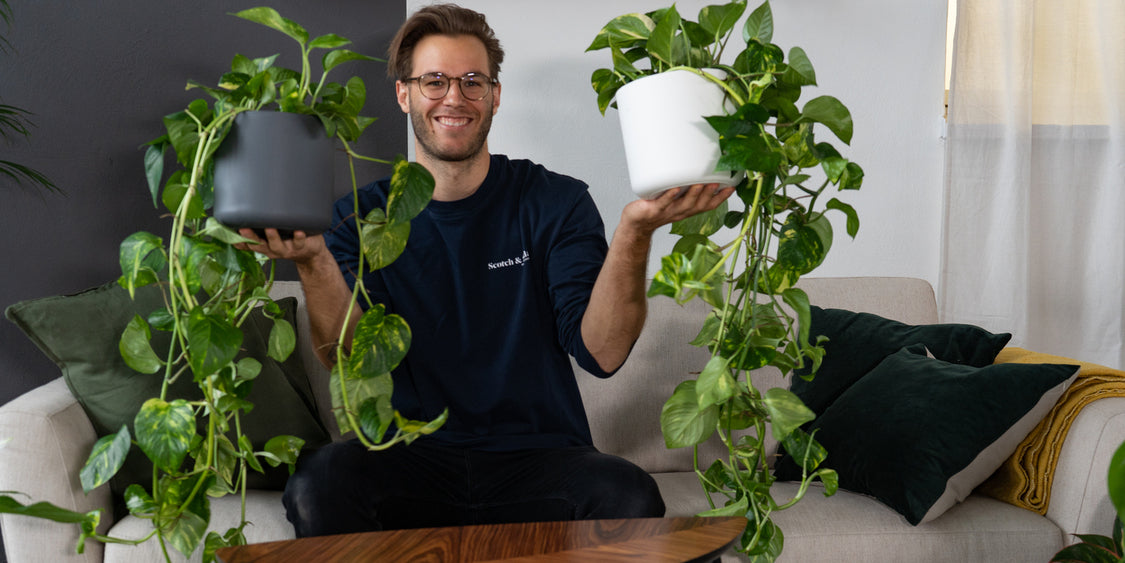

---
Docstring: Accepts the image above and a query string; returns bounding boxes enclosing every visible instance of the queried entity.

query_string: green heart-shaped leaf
[79,425,131,492]
[134,398,195,472]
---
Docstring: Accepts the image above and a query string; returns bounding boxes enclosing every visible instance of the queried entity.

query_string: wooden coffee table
[215,516,747,562]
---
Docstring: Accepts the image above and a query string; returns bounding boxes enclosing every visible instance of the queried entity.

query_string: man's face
[397,34,501,163]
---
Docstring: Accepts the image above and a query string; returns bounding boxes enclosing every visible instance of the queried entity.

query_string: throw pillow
[774,345,1078,525]
[5,281,331,500]
[792,306,1013,416]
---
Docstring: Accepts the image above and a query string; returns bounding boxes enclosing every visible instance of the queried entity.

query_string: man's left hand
[621,183,736,235]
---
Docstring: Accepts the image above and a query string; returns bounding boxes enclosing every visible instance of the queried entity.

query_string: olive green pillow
[5,281,330,501]
[775,345,1077,525]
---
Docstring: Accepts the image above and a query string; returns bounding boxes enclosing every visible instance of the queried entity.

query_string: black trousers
[282,438,666,537]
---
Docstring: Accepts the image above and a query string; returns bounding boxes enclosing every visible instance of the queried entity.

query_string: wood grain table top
[215,516,747,562]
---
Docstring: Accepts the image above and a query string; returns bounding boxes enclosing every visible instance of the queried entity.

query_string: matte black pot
[213,111,334,234]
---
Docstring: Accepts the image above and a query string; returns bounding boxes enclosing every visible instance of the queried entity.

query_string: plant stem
[667,66,746,107]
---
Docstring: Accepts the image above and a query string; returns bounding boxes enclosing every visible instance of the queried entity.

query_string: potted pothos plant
[589,1,862,560]
[0,7,441,562]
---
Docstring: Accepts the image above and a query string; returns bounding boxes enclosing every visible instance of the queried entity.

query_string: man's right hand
[235,228,327,265]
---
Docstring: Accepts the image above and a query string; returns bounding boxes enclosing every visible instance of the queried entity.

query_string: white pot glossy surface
[615,70,740,199]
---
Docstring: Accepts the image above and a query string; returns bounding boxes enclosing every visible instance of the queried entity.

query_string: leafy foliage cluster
[0,7,439,562]
[0,0,58,192]
[589,2,862,559]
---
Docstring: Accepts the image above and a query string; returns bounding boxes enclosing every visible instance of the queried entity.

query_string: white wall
[406,0,948,287]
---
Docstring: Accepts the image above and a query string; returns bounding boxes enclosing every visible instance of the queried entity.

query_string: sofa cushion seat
[104,492,294,563]
[653,472,1066,562]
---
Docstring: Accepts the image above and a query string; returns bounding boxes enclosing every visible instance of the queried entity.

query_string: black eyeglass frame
[402,72,499,101]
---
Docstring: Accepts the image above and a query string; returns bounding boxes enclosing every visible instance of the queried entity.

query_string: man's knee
[575,453,665,518]
[282,440,376,537]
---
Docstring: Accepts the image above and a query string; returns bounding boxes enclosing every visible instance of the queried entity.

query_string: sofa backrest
[575,276,938,474]
[271,276,939,472]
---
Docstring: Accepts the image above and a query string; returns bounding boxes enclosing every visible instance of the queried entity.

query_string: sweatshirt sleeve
[545,189,618,378]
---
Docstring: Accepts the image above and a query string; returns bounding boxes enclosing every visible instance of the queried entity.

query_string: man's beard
[411,107,493,163]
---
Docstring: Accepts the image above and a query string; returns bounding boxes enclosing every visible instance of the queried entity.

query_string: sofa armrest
[0,377,111,562]
[1046,396,1125,538]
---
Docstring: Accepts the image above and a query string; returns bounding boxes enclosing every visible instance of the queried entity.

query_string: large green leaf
[743,516,783,558]
[1109,440,1125,527]
[743,1,774,44]
[348,304,411,379]
[360,209,412,271]
[696,356,739,408]
[119,315,163,374]
[0,495,100,526]
[646,4,681,68]
[204,527,247,563]
[124,484,157,517]
[199,218,257,245]
[799,96,854,144]
[134,398,195,472]
[232,7,308,46]
[143,141,167,207]
[392,409,449,445]
[782,46,817,86]
[262,435,305,469]
[268,317,295,363]
[781,287,812,348]
[826,198,860,239]
[329,369,394,436]
[776,212,832,276]
[699,2,747,42]
[161,114,196,168]
[586,13,655,51]
[79,425,131,492]
[186,307,242,380]
[717,131,781,173]
[118,231,165,296]
[779,428,826,473]
[358,395,395,443]
[166,502,209,559]
[386,157,434,223]
[323,49,377,73]
[308,33,351,50]
[671,200,729,238]
[763,387,814,441]
[339,76,368,118]
[611,46,643,78]
[698,495,749,518]
[591,68,624,115]
[161,170,205,220]
[661,381,720,449]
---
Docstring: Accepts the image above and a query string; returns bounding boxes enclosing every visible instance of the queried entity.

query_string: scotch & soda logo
[488,250,531,270]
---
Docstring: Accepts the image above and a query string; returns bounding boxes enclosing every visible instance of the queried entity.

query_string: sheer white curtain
[942,0,1125,368]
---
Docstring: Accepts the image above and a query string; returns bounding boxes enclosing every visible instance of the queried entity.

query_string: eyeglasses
[403,72,498,101]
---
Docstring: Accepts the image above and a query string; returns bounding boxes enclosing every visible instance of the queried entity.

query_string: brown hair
[387,4,505,80]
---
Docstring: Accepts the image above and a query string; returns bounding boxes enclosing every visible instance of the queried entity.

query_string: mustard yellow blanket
[977,347,1125,514]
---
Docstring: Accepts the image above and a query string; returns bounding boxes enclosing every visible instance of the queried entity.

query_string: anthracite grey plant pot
[213,111,334,235]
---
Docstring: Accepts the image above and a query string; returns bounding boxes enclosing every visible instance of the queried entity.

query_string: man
[240,4,734,536]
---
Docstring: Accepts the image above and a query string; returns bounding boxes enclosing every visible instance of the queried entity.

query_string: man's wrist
[294,245,339,279]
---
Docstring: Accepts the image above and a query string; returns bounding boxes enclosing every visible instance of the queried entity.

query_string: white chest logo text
[488,250,531,270]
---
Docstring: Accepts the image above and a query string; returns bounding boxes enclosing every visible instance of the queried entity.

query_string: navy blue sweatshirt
[325,154,613,450]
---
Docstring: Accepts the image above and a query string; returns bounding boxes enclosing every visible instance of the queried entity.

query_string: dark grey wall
[0,2,407,406]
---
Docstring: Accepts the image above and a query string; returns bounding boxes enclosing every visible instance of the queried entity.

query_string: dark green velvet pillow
[775,345,1077,525]
[5,281,330,501]
[792,306,1013,416]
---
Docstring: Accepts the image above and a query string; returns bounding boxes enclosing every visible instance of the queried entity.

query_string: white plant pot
[615,69,741,199]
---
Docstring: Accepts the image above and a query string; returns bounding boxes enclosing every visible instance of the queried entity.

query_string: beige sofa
[1,277,1120,562]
